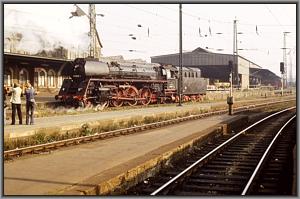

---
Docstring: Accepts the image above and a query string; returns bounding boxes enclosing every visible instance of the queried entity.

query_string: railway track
[4,99,295,160]
[129,107,295,196]
[244,116,296,195]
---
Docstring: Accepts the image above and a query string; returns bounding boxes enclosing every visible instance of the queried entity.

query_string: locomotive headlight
[78,88,83,92]
[62,88,65,91]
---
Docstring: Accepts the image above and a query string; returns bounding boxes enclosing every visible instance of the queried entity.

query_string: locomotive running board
[89,78,168,83]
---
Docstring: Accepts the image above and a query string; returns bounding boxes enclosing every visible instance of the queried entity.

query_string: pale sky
[4,4,296,79]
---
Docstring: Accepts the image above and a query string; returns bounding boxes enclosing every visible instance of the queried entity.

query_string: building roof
[4,52,71,62]
[4,53,71,74]
[250,68,280,80]
[151,47,262,69]
[192,47,210,53]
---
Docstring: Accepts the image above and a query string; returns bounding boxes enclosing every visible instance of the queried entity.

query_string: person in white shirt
[10,83,22,125]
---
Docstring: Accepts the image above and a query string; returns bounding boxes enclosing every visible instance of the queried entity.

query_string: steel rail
[150,106,296,195]
[241,114,296,195]
[4,99,295,159]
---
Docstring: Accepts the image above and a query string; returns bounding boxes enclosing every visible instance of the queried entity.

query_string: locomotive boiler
[55,58,207,108]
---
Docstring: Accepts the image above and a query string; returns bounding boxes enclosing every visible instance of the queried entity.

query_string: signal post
[227,60,234,115]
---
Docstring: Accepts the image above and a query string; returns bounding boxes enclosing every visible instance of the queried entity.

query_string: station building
[151,47,280,90]
[4,52,71,94]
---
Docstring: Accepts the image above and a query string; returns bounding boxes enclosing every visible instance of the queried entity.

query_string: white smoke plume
[4,5,90,55]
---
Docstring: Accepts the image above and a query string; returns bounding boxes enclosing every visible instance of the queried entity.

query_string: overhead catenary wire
[6,5,295,43]
[159,5,295,27]
[4,4,296,70]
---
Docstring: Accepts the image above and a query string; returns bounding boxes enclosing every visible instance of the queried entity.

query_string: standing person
[10,83,22,125]
[24,82,36,125]
[4,85,8,125]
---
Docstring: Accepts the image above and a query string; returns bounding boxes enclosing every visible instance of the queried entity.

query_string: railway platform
[4,112,246,195]
[3,96,294,139]
[4,102,215,139]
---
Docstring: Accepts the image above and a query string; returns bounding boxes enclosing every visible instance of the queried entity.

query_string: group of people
[4,82,36,125]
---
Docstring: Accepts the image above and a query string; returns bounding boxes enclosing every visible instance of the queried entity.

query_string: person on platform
[10,83,22,125]
[4,85,8,125]
[24,82,36,125]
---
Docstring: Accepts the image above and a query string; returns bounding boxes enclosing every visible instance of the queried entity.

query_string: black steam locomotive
[55,58,207,108]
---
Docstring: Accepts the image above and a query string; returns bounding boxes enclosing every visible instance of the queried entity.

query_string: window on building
[34,72,38,87]
[195,72,198,78]
[48,70,55,87]
[19,69,28,86]
[4,69,13,86]
[184,72,187,77]
[4,74,10,86]
[191,72,194,78]
[57,76,63,87]
[39,71,46,87]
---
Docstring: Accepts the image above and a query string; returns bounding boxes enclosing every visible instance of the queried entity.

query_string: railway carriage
[55,58,207,108]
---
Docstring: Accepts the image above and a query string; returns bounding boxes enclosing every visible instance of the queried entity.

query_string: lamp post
[178,3,183,106]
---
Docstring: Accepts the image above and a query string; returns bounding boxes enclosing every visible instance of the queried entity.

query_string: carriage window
[166,70,171,79]
[171,71,175,78]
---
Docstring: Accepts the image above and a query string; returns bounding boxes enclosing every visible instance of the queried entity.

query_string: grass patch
[4,99,295,151]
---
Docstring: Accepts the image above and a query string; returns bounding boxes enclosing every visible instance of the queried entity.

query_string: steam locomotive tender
[55,58,207,108]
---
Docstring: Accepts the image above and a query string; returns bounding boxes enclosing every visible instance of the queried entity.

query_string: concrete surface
[4,102,214,138]
[4,96,295,139]
[4,113,238,195]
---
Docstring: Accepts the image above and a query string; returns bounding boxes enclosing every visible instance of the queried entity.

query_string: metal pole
[283,32,286,88]
[233,19,236,88]
[281,73,284,96]
[89,4,97,58]
[288,49,293,87]
[283,32,290,88]
[227,19,236,115]
[235,20,239,89]
[178,3,183,106]
[230,62,233,98]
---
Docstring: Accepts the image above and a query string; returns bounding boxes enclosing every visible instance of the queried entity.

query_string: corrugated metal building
[151,47,262,89]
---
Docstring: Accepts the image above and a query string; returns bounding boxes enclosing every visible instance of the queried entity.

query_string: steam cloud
[4,6,90,55]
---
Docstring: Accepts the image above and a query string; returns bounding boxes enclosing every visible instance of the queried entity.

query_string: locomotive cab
[161,65,178,91]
